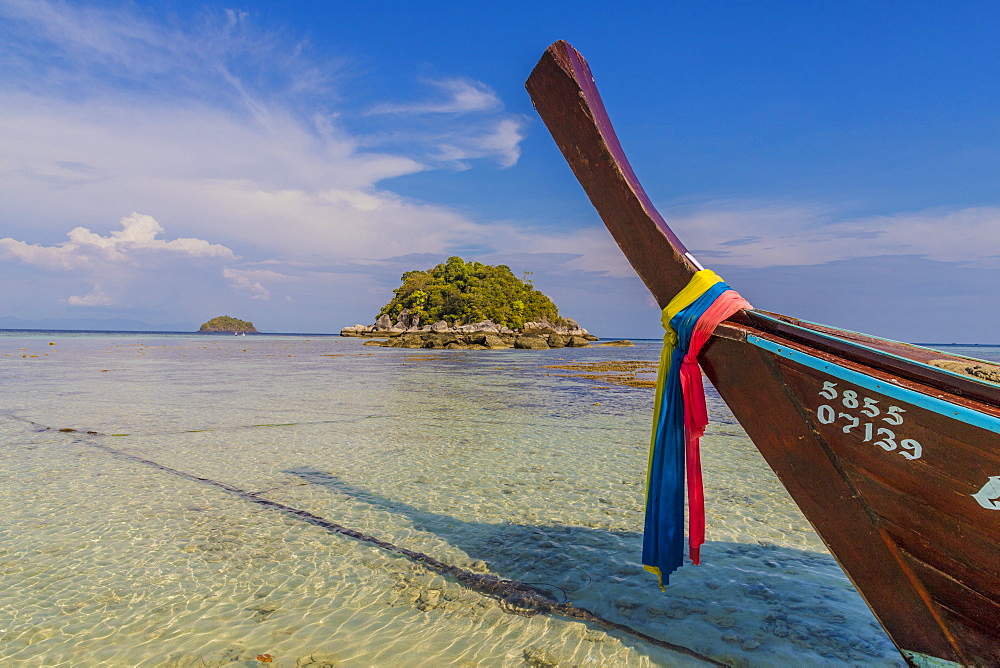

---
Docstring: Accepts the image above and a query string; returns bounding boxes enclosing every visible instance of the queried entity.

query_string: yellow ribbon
[644,269,726,586]
[647,269,725,482]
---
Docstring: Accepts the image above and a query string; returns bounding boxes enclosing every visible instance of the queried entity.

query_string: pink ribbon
[679,290,752,564]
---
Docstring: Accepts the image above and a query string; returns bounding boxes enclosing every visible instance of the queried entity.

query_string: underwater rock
[416,588,442,611]
[249,603,280,622]
[297,653,340,667]
[523,646,561,667]
[163,651,206,667]
[583,630,612,643]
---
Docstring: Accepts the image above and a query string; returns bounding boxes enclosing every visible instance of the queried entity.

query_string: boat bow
[527,40,1000,668]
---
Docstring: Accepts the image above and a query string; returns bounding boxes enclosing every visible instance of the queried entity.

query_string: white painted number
[814,382,922,461]
[875,428,897,451]
[884,406,905,426]
[900,439,922,460]
[861,398,880,418]
[839,413,860,433]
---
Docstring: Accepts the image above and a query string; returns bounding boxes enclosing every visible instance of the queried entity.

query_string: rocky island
[341,257,597,350]
[198,315,258,333]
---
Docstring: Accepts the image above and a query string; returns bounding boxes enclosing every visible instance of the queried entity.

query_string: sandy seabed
[0,331,928,666]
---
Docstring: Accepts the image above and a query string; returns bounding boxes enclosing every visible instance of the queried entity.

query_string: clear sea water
[2,331,997,667]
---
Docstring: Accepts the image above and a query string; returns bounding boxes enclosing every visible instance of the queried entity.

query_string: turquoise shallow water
[4,332,992,667]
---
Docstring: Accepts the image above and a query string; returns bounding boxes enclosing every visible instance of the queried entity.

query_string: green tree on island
[378,257,563,329]
[198,316,258,333]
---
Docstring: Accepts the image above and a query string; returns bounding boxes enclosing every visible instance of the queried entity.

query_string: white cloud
[0,0,528,288]
[368,78,502,115]
[433,118,526,169]
[1,0,165,67]
[665,202,1000,268]
[14,1,996,336]
[67,284,110,306]
[364,78,525,168]
[0,213,236,270]
[0,213,249,310]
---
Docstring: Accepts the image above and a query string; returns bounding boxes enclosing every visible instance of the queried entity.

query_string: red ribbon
[679,290,752,564]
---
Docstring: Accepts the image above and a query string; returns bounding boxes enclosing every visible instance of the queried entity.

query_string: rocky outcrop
[349,327,596,350]
[376,330,515,350]
[522,317,591,337]
[514,334,549,350]
[358,329,588,350]
[340,317,594,346]
[339,325,367,337]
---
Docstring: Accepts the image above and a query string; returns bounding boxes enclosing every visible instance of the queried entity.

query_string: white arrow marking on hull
[972,476,1000,510]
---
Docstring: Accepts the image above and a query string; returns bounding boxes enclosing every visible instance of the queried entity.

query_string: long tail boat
[526,40,1000,667]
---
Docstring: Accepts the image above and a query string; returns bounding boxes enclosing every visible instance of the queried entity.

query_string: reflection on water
[0,332,915,666]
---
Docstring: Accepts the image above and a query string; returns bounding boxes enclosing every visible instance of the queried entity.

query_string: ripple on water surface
[0,333,911,666]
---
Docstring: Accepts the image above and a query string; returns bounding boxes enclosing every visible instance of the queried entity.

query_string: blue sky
[1,1,999,341]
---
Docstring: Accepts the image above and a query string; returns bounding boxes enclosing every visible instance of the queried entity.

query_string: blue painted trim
[750,312,1000,387]
[747,335,1000,434]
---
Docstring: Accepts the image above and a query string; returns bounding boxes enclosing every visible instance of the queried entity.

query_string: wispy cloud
[368,78,502,115]
[0,0,533,322]
[432,118,526,169]
[667,201,1000,268]
[0,0,335,109]
[6,1,994,339]
[364,78,526,169]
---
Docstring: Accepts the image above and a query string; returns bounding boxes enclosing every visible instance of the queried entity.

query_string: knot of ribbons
[643,269,752,588]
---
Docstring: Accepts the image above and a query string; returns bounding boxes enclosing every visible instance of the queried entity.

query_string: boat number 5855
[815,382,922,460]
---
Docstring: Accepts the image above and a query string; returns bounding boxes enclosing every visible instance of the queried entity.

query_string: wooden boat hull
[526,40,1000,666]
[706,323,1000,666]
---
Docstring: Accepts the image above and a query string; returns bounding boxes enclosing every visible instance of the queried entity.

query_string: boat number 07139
[815,382,922,460]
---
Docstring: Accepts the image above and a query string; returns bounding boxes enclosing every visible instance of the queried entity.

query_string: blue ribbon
[642,281,732,586]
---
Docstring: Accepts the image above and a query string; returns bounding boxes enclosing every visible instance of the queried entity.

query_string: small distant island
[198,315,258,333]
[341,257,597,350]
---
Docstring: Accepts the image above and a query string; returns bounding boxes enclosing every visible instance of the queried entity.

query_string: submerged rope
[17,418,728,667]
[644,271,751,588]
